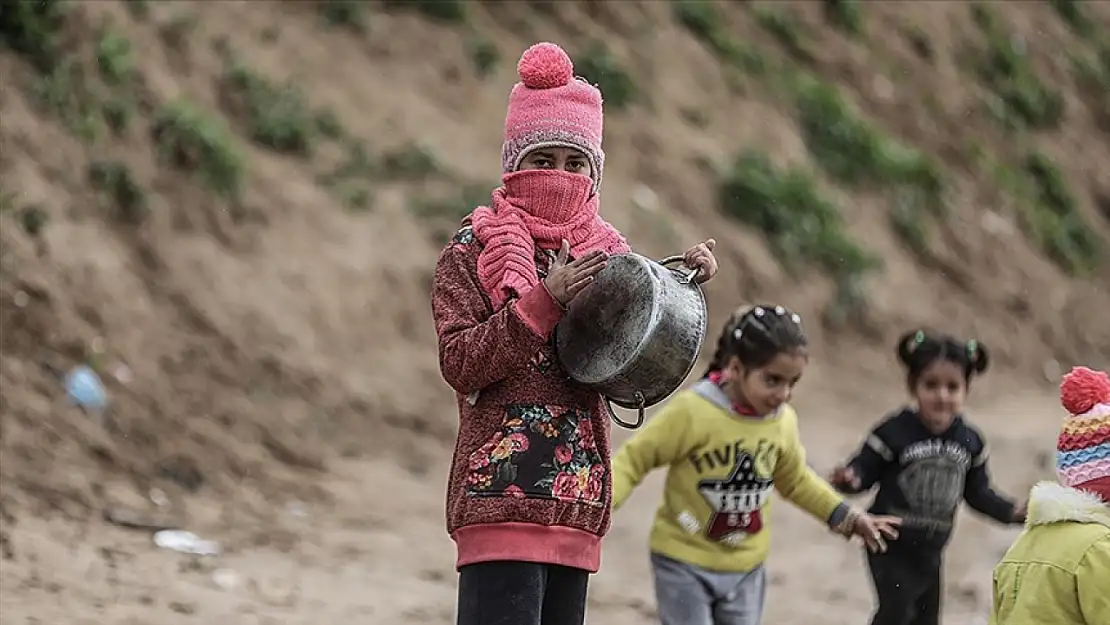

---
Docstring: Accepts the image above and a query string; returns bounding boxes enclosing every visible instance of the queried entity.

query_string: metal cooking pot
[554,254,708,429]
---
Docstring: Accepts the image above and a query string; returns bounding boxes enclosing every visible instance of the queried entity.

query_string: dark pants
[867,550,943,625]
[457,560,589,625]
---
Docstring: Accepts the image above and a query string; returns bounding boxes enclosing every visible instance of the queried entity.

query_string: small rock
[1035,450,1052,470]
[955,583,979,602]
[111,363,133,385]
[1042,359,1062,383]
[980,211,1013,236]
[1,530,14,561]
[872,75,894,102]
[149,488,169,508]
[103,506,177,531]
[285,501,308,519]
[168,601,195,615]
[212,568,242,591]
[632,184,659,213]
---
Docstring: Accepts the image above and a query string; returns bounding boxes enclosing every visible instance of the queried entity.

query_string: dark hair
[896,329,990,389]
[704,304,808,377]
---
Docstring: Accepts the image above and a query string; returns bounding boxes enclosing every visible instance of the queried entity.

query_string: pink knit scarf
[471,169,629,309]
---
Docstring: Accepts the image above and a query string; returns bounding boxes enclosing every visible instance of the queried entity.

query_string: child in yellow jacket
[991,366,1110,625]
[612,304,900,625]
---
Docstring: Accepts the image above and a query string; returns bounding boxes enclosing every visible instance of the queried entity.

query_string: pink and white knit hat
[1056,366,1110,488]
[500,42,605,189]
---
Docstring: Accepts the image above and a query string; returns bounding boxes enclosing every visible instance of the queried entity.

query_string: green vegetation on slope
[467,36,500,79]
[88,159,147,224]
[221,60,317,156]
[1048,0,1098,40]
[672,1,767,75]
[982,149,1103,277]
[717,151,878,281]
[382,0,467,23]
[3,0,1105,291]
[754,6,812,63]
[0,0,68,71]
[152,99,245,200]
[672,3,949,266]
[0,8,141,143]
[317,0,369,33]
[574,42,638,111]
[314,140,377,211]
[1021,152,1101,275]
[823,0,864,37]
[2,187,49,239]
[794,78,943,201]
[2,2,157,221]
[969,3,1064,130]
[793,76,944,254]
[717,150,878,327]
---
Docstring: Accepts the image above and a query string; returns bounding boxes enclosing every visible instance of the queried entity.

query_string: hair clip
[967,339,978,357]
[754,307,765,317]
[733,328,743,340]
[774,305,786,315]
[907,330,926,354]
[791,313,802,324]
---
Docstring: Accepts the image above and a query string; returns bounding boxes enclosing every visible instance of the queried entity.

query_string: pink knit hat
[500,42,605,190]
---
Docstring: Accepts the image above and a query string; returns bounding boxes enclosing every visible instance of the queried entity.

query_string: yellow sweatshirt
[612,380,847,573]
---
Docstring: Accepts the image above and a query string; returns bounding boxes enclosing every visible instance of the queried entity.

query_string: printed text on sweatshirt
[840,408,1018,552]
[432,223,612,573]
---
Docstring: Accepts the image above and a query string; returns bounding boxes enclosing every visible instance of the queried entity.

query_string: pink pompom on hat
[1056,366,1110,489]
[500,42,605,190]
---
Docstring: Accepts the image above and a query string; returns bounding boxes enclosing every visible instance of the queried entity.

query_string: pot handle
[605,392,646,429]
[657,255,701,285]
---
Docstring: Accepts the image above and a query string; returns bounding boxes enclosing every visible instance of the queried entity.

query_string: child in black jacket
[830,330,1026,625]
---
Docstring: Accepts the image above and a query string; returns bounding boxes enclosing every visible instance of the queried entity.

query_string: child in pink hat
[431,42,719,625]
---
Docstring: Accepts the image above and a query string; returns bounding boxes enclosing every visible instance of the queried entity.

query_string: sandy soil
[0,367,1059,625]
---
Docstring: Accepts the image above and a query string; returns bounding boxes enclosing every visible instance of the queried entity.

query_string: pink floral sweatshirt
[431,221,612,573]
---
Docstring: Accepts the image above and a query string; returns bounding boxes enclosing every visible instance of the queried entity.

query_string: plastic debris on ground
[153,530,220,556]
[65,365,108,412]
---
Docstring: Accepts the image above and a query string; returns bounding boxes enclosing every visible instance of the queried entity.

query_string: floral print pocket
[466,404,606,507]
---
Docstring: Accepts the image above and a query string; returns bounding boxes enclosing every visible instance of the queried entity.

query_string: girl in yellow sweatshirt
[612,304,901,625]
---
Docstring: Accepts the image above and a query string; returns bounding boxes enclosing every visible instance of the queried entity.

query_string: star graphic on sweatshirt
[697,451,774,541]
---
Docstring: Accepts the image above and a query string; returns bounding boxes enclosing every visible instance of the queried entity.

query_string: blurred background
[1,1,1108,623]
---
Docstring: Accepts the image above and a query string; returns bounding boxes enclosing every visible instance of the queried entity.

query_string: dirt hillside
[1,1,1109,623]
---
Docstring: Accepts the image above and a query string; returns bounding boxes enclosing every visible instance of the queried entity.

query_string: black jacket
[837,407,1019,553]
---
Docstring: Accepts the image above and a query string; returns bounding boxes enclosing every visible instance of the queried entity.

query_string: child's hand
[683,239,718,283]
[853,513,901,553]
[1012,500,1028,523]
[829,465,861,490]
[543,239,608,306]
